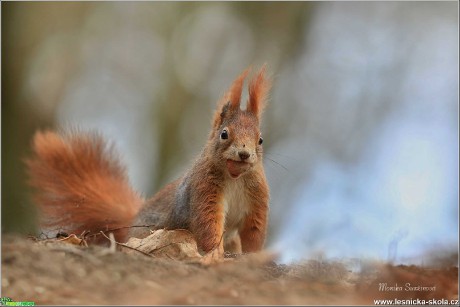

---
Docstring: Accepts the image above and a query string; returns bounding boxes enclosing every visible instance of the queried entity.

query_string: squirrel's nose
[238,151,250,161]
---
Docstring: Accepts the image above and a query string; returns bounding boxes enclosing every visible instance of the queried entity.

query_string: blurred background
[2,2,458,265]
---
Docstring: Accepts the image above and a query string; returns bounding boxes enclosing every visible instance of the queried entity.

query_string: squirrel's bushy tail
[25,130,143,243]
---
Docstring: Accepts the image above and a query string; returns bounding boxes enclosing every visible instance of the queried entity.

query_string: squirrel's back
[26,130,143,242]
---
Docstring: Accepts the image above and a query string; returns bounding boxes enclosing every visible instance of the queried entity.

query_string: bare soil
[2,234,458,305]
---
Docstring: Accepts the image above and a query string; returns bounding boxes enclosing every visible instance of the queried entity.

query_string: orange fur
[189,66,271,254]
[27,66,272,260]
[26,130,143,242]
[247,64,272,117]
[239,166,269,252]
[212,67,251,131]
[228,67,251,109]
[190,184,225,252]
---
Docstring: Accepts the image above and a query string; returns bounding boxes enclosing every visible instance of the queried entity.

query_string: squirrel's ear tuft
[212,67,251,129]
[227,67,251,110]
[247,64,272,117]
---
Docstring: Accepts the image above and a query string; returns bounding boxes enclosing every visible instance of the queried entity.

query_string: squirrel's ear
[247,64,272,118]
[227,67,251,110]
[212,67,251,128]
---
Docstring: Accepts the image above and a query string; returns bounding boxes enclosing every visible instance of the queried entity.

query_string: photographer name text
[378,283,436,292]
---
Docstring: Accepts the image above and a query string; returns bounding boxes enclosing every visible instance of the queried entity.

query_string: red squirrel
[26,66,271,260]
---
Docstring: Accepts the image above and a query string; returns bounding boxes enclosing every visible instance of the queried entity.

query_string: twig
[108,233,116,253]
[83,224,159,240]
[99,231,153,258]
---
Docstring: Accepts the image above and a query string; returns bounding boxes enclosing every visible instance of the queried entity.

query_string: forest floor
[2,234,458,305]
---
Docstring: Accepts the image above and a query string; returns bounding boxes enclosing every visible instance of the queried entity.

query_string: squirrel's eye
[258,137,263,145]
[220,129,229,140]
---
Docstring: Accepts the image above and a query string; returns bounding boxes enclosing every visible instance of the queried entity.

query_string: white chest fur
[222,178,250,232]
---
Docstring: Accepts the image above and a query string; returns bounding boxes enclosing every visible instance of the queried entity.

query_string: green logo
[0,297,12,305]
[1,298,34,306]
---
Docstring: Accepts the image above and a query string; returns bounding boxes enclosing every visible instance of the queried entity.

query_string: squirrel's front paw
[200,246,224,265]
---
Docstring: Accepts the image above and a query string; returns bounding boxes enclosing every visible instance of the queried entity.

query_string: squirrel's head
[209,65,272,179]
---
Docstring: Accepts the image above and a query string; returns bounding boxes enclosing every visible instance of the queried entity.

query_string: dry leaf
[58,234,86,246]
[125,229,202,261]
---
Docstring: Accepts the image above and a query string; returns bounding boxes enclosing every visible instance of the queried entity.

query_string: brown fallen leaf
[124,229,202,261]
[58,234,87,246]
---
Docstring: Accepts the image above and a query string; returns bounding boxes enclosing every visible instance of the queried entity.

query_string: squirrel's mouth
[226,159,251,178]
